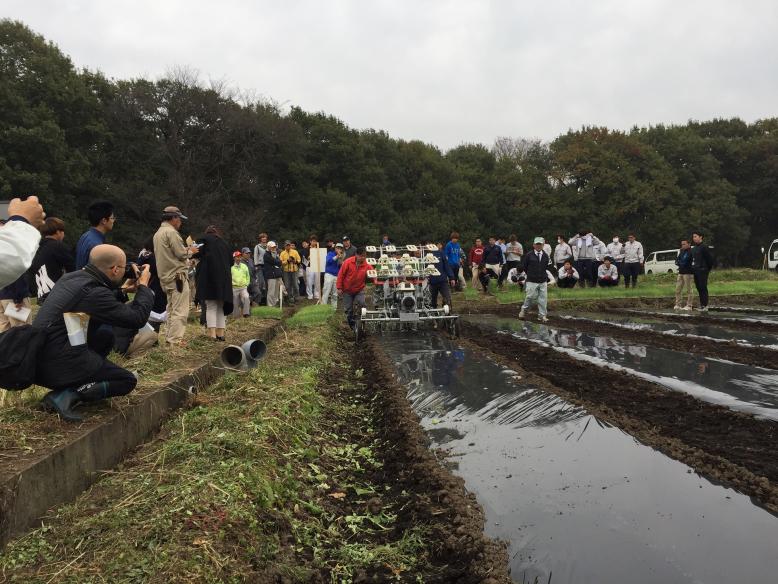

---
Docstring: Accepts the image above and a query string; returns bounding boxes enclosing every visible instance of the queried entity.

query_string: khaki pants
[126,329,158,357]
[161,278,190,344]
[266,278,282,307]
[675,274,694,307]
[0,298,31,332]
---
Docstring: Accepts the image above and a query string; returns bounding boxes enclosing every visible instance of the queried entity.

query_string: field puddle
[379,333,778,584]
[557,311,778,349]
[621,308,778,325]
[467,315,778,421]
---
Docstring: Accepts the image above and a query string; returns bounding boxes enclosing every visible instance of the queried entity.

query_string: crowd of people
[0,195,716,422]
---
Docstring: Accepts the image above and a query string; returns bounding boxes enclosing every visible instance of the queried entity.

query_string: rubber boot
[76,381,109,402]
[42,389,83,423]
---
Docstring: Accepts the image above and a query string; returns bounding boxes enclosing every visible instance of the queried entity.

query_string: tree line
[1,20,776,266]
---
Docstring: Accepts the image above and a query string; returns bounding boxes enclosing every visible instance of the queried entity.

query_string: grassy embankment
[0,305,435,582]
[461,268,778,304]
[0,310,281,456]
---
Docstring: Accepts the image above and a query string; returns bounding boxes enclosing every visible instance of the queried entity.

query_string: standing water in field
[379,333,778,584]
[556,311,778,349]
[466,315,778,421]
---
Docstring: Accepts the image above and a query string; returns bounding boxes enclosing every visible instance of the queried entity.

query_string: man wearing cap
[240,247,260,305]
[342,236,357,260]
[280,240,301,305]
[153,206,198,347]
[519,237,551,322]
[262,241,283,307]
[253,233,269,305]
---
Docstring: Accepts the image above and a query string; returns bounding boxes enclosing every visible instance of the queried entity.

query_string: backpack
[0,325,48,390]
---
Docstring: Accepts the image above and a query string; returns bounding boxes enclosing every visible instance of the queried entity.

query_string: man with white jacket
[0,197,46,288]
[622,233,644,288]
[569,231,603,288]
[607,235,625,276]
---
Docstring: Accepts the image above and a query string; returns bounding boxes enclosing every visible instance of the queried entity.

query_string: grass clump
[250,305,283,319]
[0,318,429,582]
[286,304,336,327]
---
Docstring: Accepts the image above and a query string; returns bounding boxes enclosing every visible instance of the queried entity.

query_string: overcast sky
[5,0,777,150]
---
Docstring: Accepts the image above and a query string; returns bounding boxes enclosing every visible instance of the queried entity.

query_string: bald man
[32,244,154,422]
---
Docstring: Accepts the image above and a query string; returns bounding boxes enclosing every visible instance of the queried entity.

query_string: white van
[644,249,679,274]
[768,239,778,272]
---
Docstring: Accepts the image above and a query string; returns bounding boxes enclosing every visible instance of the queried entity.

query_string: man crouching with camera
[32,244,154,422]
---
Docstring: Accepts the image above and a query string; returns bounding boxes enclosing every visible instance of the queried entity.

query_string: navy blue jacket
[521,250,551,284]
[481,244,504,265]
[676,249,693,274]
[428,250,455,285]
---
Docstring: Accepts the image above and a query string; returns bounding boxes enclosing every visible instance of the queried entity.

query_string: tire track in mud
[458,320,778,514]
[358,333,512,583]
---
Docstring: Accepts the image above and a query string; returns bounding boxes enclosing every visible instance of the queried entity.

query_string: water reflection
[468,316,778,420]
[558,312,778,348]
[378,333,778,584]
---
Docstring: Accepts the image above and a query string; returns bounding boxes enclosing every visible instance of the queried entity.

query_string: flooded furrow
[557,311,778,349]
[379,333,778,584]
[620,308,778,325]
[467,315,778,421]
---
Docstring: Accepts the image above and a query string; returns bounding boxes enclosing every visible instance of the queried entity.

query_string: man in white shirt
[0,196,46,288]
[557,260,579,288]
[607,235,625,276]
[597,257,619,287]
[622,233,645,288]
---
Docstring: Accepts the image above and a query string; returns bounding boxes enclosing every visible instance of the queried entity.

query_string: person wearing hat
[153,206,198,347]
[231,251,252,318]
[262,241,283,307]
[342,236,357,260]
[519,237,551,322]
[253,233,269,305]
[280,240,301,305]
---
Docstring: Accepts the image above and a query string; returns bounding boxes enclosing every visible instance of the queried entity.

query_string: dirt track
[458,320,778,514]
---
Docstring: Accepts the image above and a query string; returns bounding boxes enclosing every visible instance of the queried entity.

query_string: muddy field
[366,295,778,583]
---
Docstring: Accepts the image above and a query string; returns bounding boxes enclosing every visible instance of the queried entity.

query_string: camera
[124,262,140,280]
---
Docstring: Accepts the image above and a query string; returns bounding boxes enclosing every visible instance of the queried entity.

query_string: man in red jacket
[336,246,371,330]
[468,238,485,289]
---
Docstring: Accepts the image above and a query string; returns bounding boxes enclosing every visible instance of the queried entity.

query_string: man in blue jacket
[75,201,116,269]
[674,239,694,310]
[427,248,456,309]
[443,232,462,291]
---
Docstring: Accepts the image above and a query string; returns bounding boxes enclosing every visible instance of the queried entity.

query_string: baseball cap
[342,235,350,241]
[335,243,344,248]
[284,239,292,246]
[162,206,188,220]
[241,247,251,253]
[533,237,545,244]
[267,241,277,248]
[232,251,242,258]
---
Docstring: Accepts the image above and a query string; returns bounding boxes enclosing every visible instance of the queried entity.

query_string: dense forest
[1,20,777,265]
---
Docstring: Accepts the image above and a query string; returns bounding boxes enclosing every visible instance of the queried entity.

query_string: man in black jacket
[32,244,153,422]
[29,217,75,303]
[518,237,551,322]
[691,231,715,312]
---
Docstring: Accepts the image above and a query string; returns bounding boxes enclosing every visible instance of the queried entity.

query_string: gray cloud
[5,0,777,150]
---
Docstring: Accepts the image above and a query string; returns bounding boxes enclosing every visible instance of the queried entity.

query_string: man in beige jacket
[153,206,197,347]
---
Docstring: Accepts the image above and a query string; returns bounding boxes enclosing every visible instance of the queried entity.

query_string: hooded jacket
[32,266,153,388]
[428,250,455,285]
[337,255,371,294]
[29,237,76,301]
[569,234,602,261]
